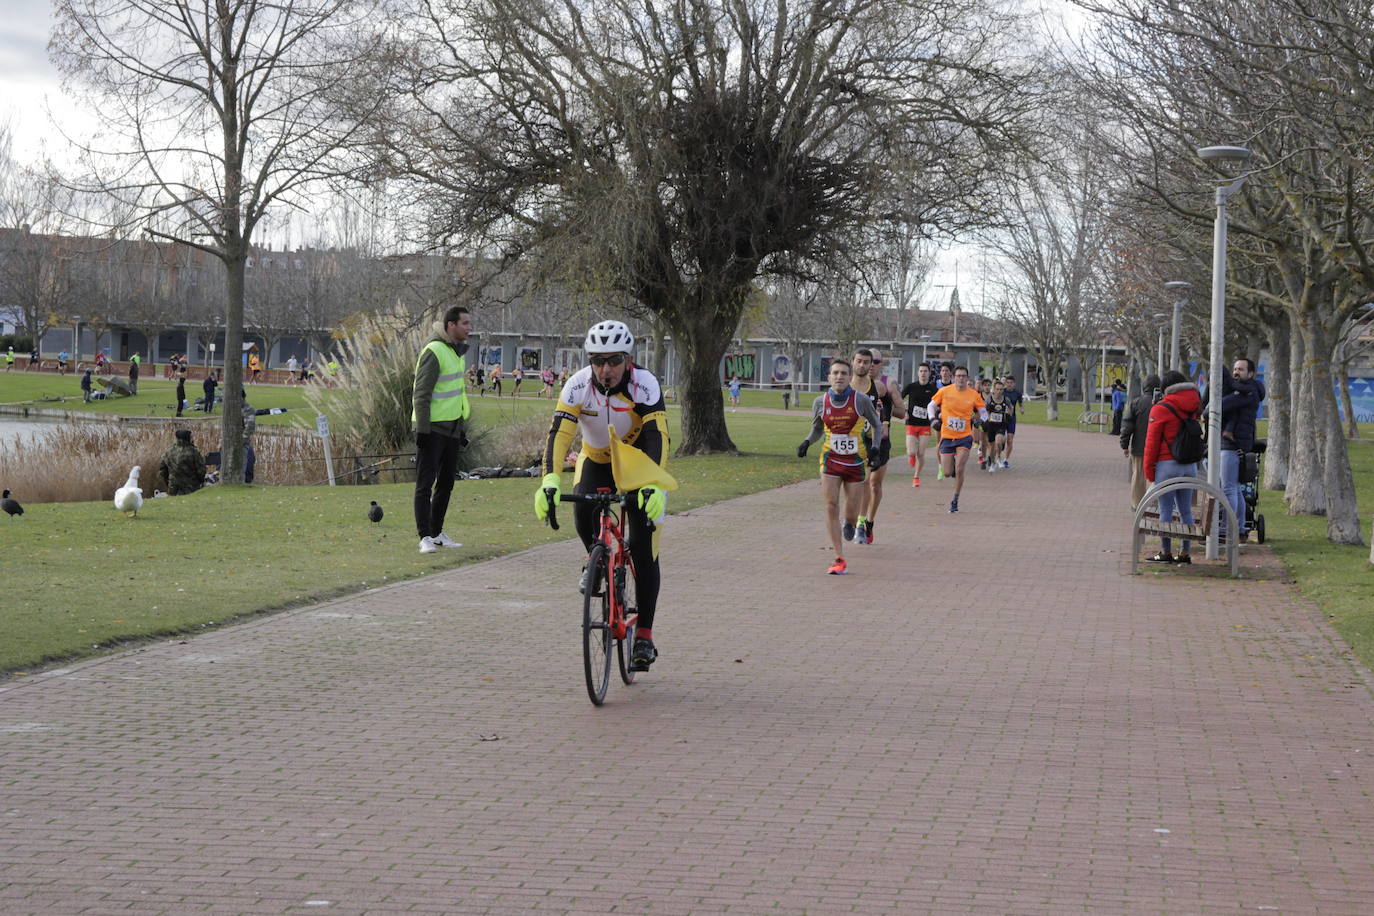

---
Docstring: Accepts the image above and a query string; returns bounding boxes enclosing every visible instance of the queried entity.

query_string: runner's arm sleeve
[632,395,670,468]
[541,401,582,476]
[412,348,439,434]
[803,396,825,443]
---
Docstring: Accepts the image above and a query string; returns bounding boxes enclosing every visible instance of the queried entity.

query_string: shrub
[303,315,424,457]
[1,334,35,353]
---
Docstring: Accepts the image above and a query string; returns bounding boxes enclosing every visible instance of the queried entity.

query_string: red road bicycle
[544,489,643,705]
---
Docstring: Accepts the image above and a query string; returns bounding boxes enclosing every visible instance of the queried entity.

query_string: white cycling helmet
[584,320,635,354]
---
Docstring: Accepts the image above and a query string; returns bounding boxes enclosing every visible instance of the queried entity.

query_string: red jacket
[1144,382,1202,481]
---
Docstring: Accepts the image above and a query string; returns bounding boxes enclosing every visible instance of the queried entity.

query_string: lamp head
[1164,281,1192,292]
[1198,145,1252,164]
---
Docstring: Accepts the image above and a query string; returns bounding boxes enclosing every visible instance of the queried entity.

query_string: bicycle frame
[547,490,643,639]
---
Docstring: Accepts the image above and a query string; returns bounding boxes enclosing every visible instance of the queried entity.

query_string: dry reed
[0,421,327,504]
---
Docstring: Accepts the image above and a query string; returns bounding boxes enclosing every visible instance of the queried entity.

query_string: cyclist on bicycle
[534,320,670,671]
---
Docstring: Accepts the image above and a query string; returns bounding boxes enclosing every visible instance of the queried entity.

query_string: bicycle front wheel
[582,543,613,706]
[615,555,639,685]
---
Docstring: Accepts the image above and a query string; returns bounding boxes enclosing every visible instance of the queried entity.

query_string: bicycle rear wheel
[582,543,613,706]
[615,556,639,685]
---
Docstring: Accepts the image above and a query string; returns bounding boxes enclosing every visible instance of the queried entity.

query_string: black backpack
[1161,402,1205,464]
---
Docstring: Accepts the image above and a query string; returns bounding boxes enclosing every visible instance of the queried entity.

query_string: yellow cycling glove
[638,486,666,520]
[534,472,561,520]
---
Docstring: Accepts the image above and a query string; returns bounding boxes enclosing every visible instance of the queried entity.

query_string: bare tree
[988,144,1109,420]
[373,0,1040,453]
[1071,0,1371,544]
[52,0,379,482]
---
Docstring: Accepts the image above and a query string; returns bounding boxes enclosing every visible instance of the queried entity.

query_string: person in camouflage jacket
[158,429,207,496]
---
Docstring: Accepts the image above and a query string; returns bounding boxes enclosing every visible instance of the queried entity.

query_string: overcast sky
[0,0,89,164]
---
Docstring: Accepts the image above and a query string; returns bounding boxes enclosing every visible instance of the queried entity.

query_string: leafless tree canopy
[50,0,380,482]
[373,0,1041,452]
[1068,0,1374,544]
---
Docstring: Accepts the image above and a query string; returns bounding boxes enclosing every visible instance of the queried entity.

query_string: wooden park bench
[1078,410,1111,428]
[1131,478,1239,576]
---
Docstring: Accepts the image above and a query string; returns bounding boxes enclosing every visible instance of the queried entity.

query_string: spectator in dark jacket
[80,368,94,403]
[1216,358,1265,541]
[202,373,217,413]
[1120,373,1160,508]
[1143,371,1201,564]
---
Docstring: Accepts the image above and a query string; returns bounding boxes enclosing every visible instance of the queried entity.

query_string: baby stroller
[1240,439,1266,543]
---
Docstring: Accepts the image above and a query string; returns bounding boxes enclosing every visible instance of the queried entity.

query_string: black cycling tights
[573,460,661,631]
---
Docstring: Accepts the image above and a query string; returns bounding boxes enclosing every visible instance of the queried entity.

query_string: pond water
[0,417,69,447]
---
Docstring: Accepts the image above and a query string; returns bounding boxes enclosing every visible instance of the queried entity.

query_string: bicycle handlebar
[542,489,651,533]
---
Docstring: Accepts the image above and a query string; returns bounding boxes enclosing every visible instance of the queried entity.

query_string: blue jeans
[1155,459,1198,555]
[1219,447,1243,537]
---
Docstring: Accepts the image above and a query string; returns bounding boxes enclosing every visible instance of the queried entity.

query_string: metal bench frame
[1131,478,1239,576]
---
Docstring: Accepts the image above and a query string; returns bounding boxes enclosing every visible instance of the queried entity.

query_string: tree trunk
[1341,361,1360,440]
[674,318,737,455]
[219,255,247,483]
[1284,344,1326,515]
[1046,377,1059,422]
[1262,313,1290,491]
[1301,312,1364,544]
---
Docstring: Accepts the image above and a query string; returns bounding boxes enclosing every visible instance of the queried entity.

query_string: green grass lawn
[1262,441,1374,668]
[0,403,809,675]
[1,372,312,427]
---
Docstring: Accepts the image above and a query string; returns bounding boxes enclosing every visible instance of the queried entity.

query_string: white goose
[113,466,144,517]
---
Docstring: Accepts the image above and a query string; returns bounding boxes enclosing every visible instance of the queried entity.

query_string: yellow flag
[609,433,678,491]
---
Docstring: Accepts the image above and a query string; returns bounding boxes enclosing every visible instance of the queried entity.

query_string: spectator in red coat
[1143,370,1202,564]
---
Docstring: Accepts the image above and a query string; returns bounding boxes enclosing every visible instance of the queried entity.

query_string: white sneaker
[987,464,996,473]
[419,536,438,554]
[432,532,462,548]
[1000,460,1010,469]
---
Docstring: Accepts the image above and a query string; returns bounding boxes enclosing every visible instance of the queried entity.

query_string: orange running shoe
[911,476,920,487]
[827,557,848,575]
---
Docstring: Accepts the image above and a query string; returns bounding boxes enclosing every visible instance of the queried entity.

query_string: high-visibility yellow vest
[413,340,470,422]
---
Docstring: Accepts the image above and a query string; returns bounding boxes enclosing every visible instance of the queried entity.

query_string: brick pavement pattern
[3,424,1373,913]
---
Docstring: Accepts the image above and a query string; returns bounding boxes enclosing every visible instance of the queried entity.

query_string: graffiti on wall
[724,351,756,380]
[1341,377,1374,422]
[519,347,542,370]
[1095,364,1129,389]
[771,354,792,382]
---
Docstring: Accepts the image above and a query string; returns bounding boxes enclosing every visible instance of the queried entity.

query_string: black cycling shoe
[1145,552,1174,563]
[1173,553,1192,565]
[631,638,657,671]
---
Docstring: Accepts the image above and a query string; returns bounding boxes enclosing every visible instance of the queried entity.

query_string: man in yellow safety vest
[412,306,473,555]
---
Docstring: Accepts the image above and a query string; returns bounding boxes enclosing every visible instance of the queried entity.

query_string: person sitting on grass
[158,429,208,496]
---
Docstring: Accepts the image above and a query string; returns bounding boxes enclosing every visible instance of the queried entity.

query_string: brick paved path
[3,425,1373,913]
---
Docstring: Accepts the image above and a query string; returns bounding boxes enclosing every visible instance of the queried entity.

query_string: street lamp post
[1199,144,1252,560]
[919,334,931,367]
[1153,313,1168,376]
[1098,330,1110,432]
[1163,281,1192,371]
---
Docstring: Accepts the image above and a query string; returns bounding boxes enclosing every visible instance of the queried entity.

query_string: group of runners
[799,349,1025,574]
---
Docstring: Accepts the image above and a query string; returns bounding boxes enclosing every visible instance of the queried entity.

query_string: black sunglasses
[590,354,627,367]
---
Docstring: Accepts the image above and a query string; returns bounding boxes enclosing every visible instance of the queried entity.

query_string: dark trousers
[414,433,462,537]
[572,460,661,631]
[1111,407,1124,436]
